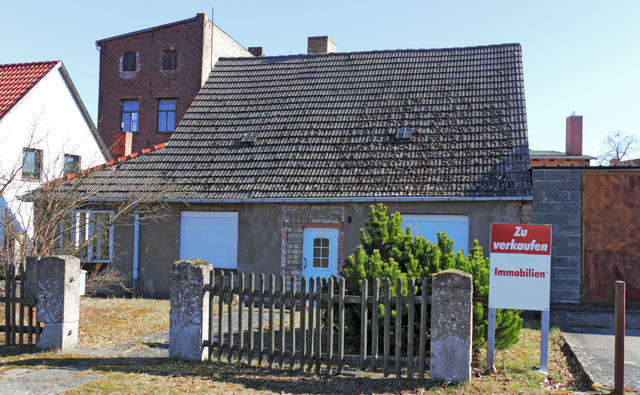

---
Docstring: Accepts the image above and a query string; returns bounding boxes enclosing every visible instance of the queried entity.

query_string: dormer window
[123,52,136,71]
[396,127,413,139]
[241,132,257,144]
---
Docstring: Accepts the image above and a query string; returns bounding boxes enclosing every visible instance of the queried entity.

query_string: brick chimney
[248,47,263,57]
[307,36,336,55]
[566,113,583,156]
[113,131,132,157]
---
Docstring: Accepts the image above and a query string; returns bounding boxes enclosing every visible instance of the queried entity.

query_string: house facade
[57,43,532,297]
[96,13,253,155]
[0,60,110,254]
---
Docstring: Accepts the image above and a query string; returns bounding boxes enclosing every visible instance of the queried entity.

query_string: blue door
[302,227,339,281]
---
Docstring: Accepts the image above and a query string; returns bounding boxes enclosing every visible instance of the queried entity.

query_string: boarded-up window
[163,50,177,70]
[123,52,136,71]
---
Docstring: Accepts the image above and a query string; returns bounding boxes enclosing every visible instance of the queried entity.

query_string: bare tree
[598,131,640,165]
[1,129,170,294]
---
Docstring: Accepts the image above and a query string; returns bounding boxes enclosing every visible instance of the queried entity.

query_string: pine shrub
[341,204,522,354]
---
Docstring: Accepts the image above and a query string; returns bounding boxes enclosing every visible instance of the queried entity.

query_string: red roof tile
[0,61,59,119]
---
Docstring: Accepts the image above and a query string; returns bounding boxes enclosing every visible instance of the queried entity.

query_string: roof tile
[0,61,58,119]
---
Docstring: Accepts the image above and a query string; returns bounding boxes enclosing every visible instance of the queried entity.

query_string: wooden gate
[203,273,431,379]
[582,172,640,303]
[0,263,41,346]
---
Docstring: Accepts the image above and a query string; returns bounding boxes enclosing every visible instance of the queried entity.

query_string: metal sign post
[487,309,549,373]
[487,223,552,373]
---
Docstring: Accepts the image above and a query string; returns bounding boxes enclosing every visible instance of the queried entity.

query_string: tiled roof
[0,61,58,119]
[63,44,531,201]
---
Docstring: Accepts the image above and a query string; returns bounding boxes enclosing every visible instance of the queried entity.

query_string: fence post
[430,269,473,383]
[24,256,39,299]
[36,255,80,350]
[169,259,212,361]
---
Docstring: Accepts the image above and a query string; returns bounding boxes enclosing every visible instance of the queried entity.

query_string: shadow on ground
[0,352,457,394]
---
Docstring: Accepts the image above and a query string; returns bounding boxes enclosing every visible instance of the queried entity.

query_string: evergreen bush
[341,204,522,354]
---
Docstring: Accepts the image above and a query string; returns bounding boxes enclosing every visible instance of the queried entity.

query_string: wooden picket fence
[0,263,41,346]
[203,272,431,379]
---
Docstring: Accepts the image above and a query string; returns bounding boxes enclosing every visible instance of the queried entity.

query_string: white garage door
[179,211,238,269]
[401,215,469,254]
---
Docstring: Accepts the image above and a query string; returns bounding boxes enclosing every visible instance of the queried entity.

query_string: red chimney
[113,131,132,157]
[566,113,583,156]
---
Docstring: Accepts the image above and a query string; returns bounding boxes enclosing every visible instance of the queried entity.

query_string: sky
[1,1,638,158]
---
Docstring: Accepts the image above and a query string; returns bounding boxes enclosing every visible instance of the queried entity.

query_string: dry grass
[78,297,169,349]
[0,326,593,394]
[0,298,595,393]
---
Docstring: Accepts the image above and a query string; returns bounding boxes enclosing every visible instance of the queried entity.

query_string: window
[157,99,176,132]
[123,52,136,71]
[67,210,114,263]
[63,154,80,176]
[163,49,177,70]
[121,100,139,132]
[22,148,42,180]
[312,237,330,268]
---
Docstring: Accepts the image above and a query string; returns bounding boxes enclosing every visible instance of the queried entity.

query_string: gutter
[133,212,140,296]
[70,195,534,203]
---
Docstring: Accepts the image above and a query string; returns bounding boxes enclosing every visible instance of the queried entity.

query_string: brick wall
[281,205,344,289]
[532,168,582,303]
[97,14,251,155]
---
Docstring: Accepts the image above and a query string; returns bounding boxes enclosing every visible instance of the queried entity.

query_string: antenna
[211,6,214,22]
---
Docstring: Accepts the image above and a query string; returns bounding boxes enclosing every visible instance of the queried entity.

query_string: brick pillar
[169,260,212,361]
[430,269,473,382]
[36,256,80,350]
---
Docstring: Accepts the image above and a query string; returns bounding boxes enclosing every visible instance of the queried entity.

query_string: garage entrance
[179,211,238,269]
[401,214,469,254]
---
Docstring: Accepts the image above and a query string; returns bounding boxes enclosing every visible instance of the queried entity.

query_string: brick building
[96,13,252,154]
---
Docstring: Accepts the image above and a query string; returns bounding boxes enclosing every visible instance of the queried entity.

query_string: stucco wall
[531,168,582,303]
[119,200,523,297]
[0,64,107,235]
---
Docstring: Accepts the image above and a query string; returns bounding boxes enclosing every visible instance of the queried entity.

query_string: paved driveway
[563,332,640,392]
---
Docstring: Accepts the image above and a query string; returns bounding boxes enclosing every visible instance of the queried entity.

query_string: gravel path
[0,366,101,395]
[0,307,275,393]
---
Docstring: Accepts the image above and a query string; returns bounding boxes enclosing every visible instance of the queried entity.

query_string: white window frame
[66,209,114,263]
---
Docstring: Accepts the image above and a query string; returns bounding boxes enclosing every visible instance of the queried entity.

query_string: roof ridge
[62,143,166,181]
[217,43,522,61]
[0,60,60,68]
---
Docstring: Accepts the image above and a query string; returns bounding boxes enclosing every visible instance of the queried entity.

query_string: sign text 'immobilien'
[488,223,552,311]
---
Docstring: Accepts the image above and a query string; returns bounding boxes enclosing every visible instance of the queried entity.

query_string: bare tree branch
[598,131,640,165]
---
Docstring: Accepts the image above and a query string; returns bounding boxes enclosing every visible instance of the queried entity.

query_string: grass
[78,297,170,349]
[0,322,594,394]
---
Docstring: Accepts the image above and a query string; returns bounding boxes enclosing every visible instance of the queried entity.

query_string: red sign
[490,224,552,256]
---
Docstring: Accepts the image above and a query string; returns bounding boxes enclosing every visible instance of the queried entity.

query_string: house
[95,13,254,155]
[49,41,532,297]
[529,114,595,167]
[0,60,110,257]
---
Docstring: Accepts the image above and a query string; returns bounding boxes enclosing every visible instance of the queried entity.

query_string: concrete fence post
[430,269,473,383]
[24,256,39,299]
[169,260,212,361]
[36,255,80,350]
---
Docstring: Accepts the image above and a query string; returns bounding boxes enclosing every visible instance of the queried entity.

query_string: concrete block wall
[531,168,582,303]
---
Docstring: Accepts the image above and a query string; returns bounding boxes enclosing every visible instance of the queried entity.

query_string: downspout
[133,212,140,296]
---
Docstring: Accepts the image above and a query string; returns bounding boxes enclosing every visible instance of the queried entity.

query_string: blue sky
[2,1,638,158]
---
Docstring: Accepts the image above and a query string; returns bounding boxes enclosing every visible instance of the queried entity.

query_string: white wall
[0,62,107,235]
